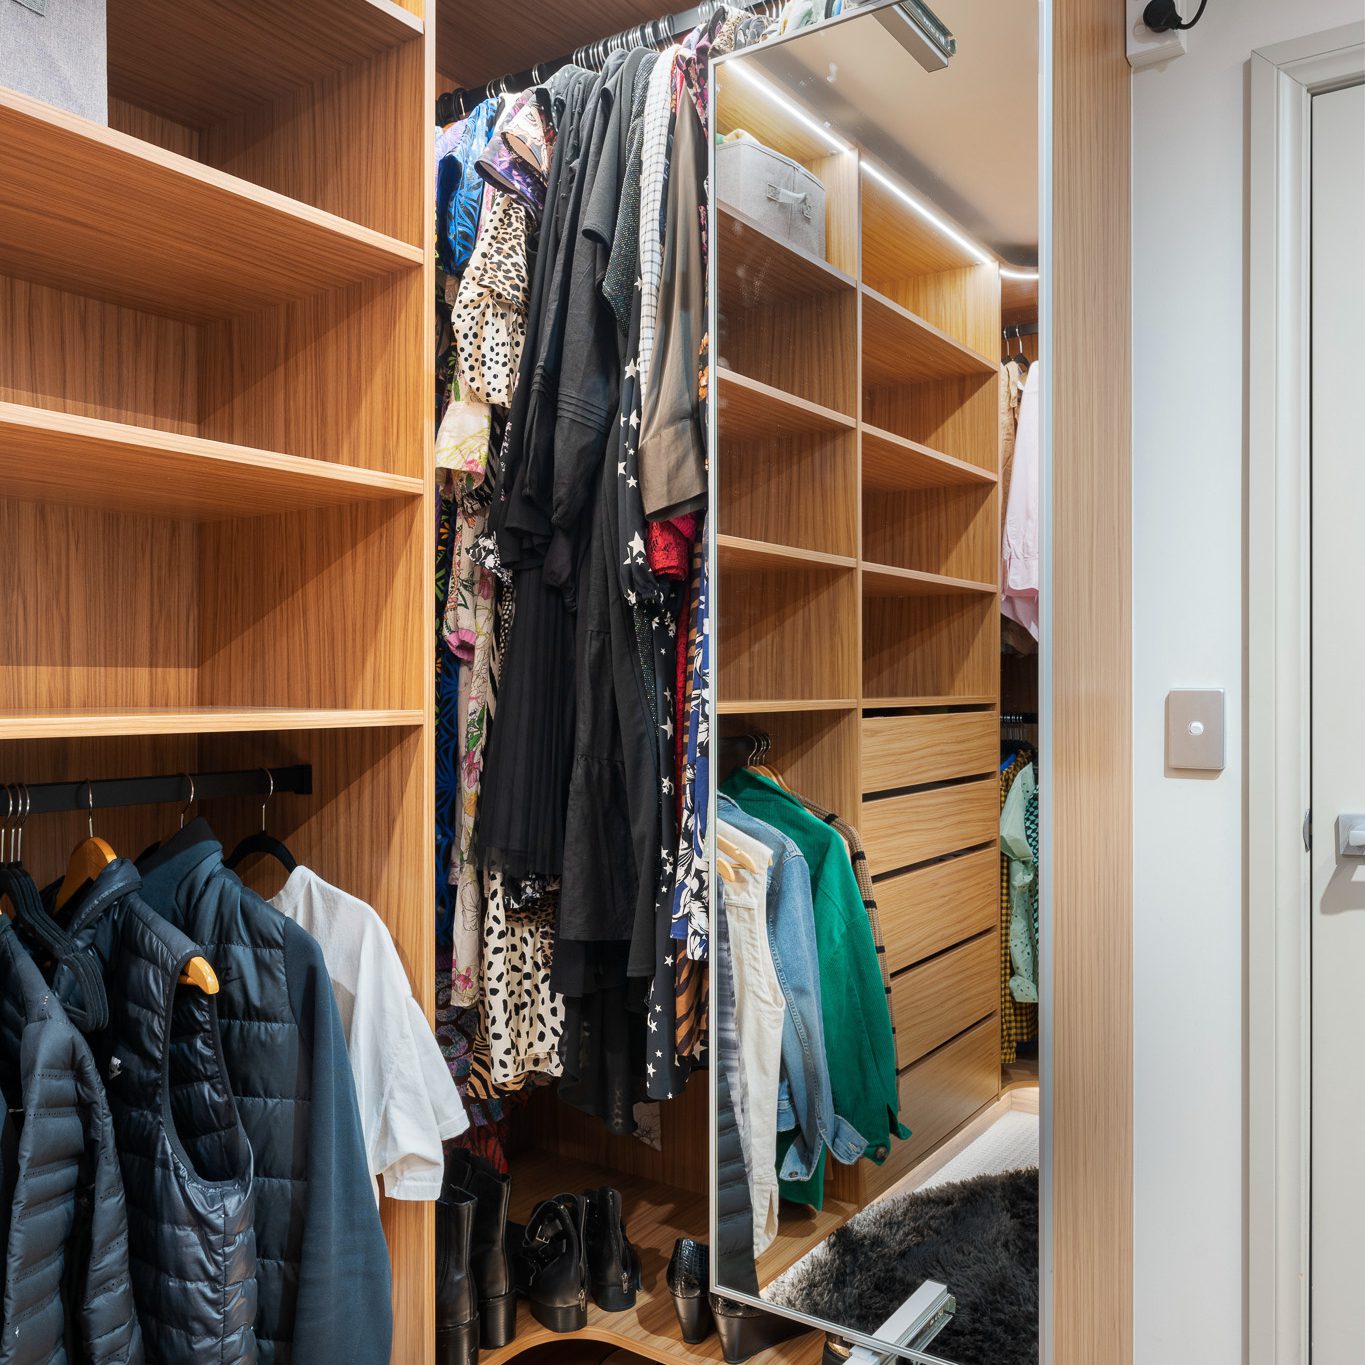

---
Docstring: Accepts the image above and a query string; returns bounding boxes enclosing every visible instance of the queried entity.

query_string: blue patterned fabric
[438,97,500,276]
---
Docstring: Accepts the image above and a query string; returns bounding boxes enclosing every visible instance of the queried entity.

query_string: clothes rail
[437,0,779,122]
[1001,712,1038,726]
[2,766,312,818]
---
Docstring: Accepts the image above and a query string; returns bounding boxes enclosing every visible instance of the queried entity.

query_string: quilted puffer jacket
[53,861,257,1363]
[139,822,392,1365]
[0,913,143,1365]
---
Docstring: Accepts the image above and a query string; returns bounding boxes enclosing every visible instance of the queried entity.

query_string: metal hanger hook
[84,779,96,839]
[1,784,13,863]
[260,768,275,833]
[179,772,195,829]
[16,784,29,863]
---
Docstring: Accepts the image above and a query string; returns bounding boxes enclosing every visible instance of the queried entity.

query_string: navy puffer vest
[56,861,257,1363]
[0,914,143,1364]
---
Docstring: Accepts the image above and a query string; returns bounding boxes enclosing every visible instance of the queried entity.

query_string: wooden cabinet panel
[878,847,999,975]
[861,776,997,875]
[863,1015,1001,1201]
[861,711,997,793]
[891,933,998,1068]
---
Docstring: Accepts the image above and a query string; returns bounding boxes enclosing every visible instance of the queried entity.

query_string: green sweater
[720,769,906,1207]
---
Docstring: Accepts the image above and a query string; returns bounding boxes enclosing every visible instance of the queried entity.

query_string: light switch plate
[1167,689,1225,771]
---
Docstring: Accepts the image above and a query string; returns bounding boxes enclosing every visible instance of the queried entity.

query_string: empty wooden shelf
[0,88,421,322]
[718,534,856,574]
[716,367,856,441]
[109,0,422,126]
[0,708,426,743]
[861,286,997,386]
[717,698,859,715]
[861,423,997,492]
[0,404,423,518]
[717,203,855,308]
[862,563,997,597]
[863,695,998,711]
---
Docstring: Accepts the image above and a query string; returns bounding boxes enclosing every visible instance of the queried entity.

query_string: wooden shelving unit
[0,5,435,1358]
[713,49,1004,1281]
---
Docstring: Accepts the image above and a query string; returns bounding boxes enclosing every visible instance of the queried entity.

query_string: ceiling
[437,0,677,88]
[731,0,1040,264]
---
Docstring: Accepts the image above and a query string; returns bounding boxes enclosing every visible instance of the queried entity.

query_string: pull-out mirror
[708,2,1042,1360]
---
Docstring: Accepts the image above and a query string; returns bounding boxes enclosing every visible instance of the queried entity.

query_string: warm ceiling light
[725,61,852,155]
[860,159,994,266]
[1000,267,1041,281]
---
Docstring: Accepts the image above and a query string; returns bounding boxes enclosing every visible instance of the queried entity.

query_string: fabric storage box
[0,0,108,124]
[717,133,827,259]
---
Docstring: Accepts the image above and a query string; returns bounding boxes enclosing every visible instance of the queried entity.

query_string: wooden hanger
[54,781,116,912]
[717,833,757,874]
[716,854,737,884]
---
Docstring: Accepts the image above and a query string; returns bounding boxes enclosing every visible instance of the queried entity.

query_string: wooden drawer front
[891,933,998,1068]
[878,848,999,975]
[864,1016,1001,1200]
[861,777,997,876]
[861,712,997,793]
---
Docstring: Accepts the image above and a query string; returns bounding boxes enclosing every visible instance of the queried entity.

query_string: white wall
[1130,2,1360,1361]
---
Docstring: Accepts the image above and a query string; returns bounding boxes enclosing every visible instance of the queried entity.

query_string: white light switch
[1167,689,1225,771]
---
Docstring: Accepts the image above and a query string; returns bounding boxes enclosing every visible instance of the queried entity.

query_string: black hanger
[1003,325,1030,368]
[225,770,297,876]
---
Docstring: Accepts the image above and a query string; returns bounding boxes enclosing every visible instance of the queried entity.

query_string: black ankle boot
[584,1187,641,1312]
[667,1237,714,1343]
[512,1195,589,1333]
[444,1150,516,1346]
[709,1294,815,1364]
[436,1186,479,1365]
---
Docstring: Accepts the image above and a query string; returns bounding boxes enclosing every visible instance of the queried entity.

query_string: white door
[1310,77,1365,1363]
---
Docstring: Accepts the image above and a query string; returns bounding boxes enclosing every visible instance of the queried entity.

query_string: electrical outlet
[1126,0,1188,70]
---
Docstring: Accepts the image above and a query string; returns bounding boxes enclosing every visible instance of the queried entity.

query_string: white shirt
[270,866,468,1202]
[1002,360,1041,640]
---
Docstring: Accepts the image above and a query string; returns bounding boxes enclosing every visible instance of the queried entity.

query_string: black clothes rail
[437,0,779,122]
[2,765,312,818]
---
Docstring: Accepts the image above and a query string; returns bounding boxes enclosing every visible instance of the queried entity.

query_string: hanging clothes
[138,823,392,1365]
[1002,360,1041,639]
[1002,761,1040,1004]
[271,866,469,1202]
[720,768,905,1210]
[999,751,1039,1063]
[0,915,145,1365]
[48,861,257,1363]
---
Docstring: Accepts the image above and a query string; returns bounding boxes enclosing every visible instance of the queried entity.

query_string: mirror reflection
[711,2,1041,1360]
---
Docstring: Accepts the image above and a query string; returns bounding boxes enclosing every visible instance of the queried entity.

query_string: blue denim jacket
[718,796,866,1179]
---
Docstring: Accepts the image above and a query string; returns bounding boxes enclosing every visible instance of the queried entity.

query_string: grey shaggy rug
[767,1167,1038,1364]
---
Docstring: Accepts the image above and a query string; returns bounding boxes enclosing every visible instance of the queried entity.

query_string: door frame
[1247,23,1365,1365]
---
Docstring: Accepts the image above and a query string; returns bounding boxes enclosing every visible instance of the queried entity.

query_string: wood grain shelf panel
[862,695,997,711]
[0,709,425,742]
[719,534,856,574]
[861,563,996,598]
[109,0,422,127]
[481,1152,824,1365]
[717,203,855,308]
[717,699,858,715]
[0,404,422,518]
[861,168,983,282]
[717,368,855,442]
[861,287,996,387]
[861,423,997,492]
[0,89,421,323]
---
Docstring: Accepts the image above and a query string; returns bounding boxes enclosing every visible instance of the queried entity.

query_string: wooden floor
[483,1154,825,1364]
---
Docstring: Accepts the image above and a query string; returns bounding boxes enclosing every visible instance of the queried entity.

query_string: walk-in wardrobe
[0,0,1132,1362]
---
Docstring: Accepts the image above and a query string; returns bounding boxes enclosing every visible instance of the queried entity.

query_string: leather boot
[710,1294,815,1364]
[511,1195,589,1333]
[436,1186,479,1365]
[444,1150,516,1346]
[584,1187,641,1312]
[667,1237,714,1343]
